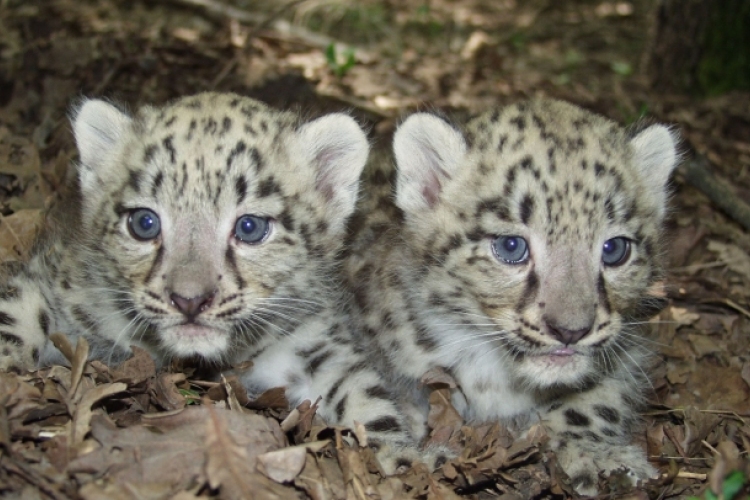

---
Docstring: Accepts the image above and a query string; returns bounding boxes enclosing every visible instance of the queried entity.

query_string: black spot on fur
[297,342,326,358]
[250,147,264,172]
[593,405,620,424]
[128,170,141,193]
[143,246,164,285]
[519,194,534,224]
[604,196,615,221]
[365,417,401,433]
[510,116,526,130]
[226,141,247,170]
[308,351,333,375]
[366,385,391,400]
[38,310,50,336]
[415,325,438,351]
[0,311,15,326]
[594,161,605,177]
[0,332,22,346]
[143,144,158,163]
[221,117,232,135]
[72,306,98,333]
[224,246,247,289]
[514,271,539,312]
[335,395,347,419]
[235,176,248,204]
[257,177,282,198]
[559,430,582,440]
[152,171,164,197]
[396,458,412,469]
[278,210,294,231]
[162,135,176,164]
[564,408,592,427]
[597,272,611,314]
[570,473,596,491]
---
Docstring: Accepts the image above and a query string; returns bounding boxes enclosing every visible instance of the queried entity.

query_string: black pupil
[240,217,255,234]
[139,214,154,231]
[504,237,519,252]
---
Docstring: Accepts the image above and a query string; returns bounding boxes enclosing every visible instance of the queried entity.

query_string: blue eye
[128,208,161,240]
[492,236,529,264]
[602,237,631,266]
[234,215,269,244]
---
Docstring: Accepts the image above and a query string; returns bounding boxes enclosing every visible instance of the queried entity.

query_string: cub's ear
[393,113,467,213]
[629,123,679,218]
[297,113,369,230]
[73,99,133,194]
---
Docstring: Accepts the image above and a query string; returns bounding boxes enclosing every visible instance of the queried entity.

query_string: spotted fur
[347,99,678,494]
[0,92,426,471]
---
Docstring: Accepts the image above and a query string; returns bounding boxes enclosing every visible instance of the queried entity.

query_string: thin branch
[680,155,750,231]
[169,0,342,50]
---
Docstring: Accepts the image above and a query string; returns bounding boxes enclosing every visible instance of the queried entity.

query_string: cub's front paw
[555,443,656,495]
[372,440,453,475]
[0,342,37,373]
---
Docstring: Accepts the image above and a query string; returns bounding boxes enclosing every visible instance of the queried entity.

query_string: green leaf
[722,470,746,499]
[611,61,633,76]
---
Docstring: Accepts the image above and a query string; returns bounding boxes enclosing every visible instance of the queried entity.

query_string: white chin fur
[161,325,229,359]
[516,354,593,388]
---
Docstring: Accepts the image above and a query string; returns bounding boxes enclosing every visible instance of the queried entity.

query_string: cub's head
[72,92,368,361]
[392,100,678,388]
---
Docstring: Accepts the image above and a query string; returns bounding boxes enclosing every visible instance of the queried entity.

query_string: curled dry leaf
[71,382,126,446]
[0,209,44,262]
[246,386,289,410]
[149,372,187,411]
[70,407,286,490]
[421,366,459,388]
[69,335,90,399]
[0,372,42,419]
[426,385,464,449]
[257,445,308,483]
[204,405,291,499]
[49,333,75,366]
[111,346,156,385]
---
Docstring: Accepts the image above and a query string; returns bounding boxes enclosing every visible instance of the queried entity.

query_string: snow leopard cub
[0,92,422,469]
[348,100,678,493]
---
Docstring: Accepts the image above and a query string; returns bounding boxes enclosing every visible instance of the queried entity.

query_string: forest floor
[1,0,750,499]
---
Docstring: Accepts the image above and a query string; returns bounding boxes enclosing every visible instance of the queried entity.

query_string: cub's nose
[543,315,592,345]
[170,291,215,319]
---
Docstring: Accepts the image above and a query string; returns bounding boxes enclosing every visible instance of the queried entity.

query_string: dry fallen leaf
[71,382,127,446]
[111,346,156,385]
[257,445,308,483]
[204,406,291,499]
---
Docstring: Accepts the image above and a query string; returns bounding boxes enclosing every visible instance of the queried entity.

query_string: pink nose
[170,291,215,318]
[545,322,590,345]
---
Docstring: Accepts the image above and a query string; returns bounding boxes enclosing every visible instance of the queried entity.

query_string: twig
[245,0,307,40]
[1,455,69,500]
[169,0,341,50]
[680,154,750,231]
[660,471,707,481]
[717,298,750,320]
[650,456,712,463]
[702,440,719,455]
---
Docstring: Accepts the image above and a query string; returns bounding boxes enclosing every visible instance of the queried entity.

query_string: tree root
[680,155,750,231]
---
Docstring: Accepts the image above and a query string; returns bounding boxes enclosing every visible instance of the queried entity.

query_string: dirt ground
[1,0,749,498]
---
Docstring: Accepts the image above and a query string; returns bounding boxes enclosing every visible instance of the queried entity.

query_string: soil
[1,1,749,499]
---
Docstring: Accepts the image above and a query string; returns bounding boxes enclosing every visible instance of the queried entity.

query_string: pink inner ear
[314,148,341,202]
[420,163,451,208]
[421,170,441,207]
